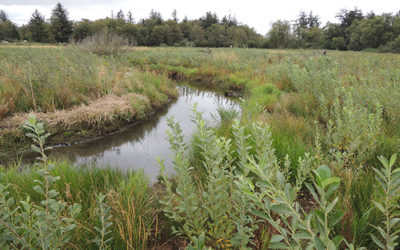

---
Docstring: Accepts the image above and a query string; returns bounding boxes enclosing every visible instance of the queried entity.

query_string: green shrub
[371,154,400,249]
[160,111,256,249]
[0,115,81,249]
[324,89,383,168]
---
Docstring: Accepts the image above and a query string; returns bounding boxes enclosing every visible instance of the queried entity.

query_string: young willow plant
[239,159,343,249]
[371,154,400,250]
[159,108,318,249]
[94,193,113,250]
[325,88,382,168]
[0,114,81,249]
[159,109,255,249]
[22,114,51,163]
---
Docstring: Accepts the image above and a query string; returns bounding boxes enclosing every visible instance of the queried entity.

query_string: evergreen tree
[149,9,163,25]
[49,3,73,43]
[172,9,178,22]
[116,9,125,20]
[127,11,134,23]
[200,12,219,29]
[0,10,8,22]
[28,9,47,42]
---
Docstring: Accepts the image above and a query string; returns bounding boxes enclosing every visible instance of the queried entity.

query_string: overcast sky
[0,0,398,34]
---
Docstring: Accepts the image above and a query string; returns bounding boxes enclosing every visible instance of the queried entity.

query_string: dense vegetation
[0,46,177,151]
[1,4,400,52]
[1,44,400,249]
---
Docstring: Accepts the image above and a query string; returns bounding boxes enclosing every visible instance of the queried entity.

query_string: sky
[0,0,398,34]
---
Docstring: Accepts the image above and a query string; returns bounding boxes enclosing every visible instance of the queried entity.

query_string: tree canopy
[1,5,400,53]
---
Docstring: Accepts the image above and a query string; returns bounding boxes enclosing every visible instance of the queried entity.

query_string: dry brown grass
[0,93,151,131]
[0,44,62,48]
[213,51,238,61]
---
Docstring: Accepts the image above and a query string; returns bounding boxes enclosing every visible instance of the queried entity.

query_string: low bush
[76,29,131,57]
[160,109,400,249]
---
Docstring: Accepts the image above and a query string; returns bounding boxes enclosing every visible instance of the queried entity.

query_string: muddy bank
[0,93,177,156]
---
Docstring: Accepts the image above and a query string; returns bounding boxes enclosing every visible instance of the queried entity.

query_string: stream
[20,85,240,183]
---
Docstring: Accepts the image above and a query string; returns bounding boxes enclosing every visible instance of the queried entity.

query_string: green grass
[0,160,163,249]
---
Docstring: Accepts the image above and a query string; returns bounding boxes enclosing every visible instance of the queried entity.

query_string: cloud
[0,0,398,34]
[0,0,126,6]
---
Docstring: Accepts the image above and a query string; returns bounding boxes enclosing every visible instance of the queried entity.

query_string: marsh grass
[0,47,177,120]
[0,47,178,151]
[0,161,162,249]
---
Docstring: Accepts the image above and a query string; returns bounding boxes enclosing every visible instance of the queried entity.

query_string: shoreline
[0,94,177,157]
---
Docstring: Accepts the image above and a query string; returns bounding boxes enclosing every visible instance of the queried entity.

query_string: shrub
[324,88,383,168]
[371,154,400,249]
[159,109,314,248]
[160,111,256,249]
[76,29,131,56]
[0,115,81,248]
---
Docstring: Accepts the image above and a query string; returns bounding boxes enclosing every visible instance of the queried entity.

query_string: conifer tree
[28,9,47,42]
[0,10,8,22]
[49,3,72,43]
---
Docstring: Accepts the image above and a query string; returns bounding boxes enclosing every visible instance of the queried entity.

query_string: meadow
[1,45,400,249]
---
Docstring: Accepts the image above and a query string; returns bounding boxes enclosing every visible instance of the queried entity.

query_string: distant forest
[1,3,400,52]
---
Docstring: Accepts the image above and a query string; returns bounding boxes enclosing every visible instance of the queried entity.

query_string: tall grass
[0,47,104,117]
[0,46,178,152]
[0,161,162,249]
[0,47,177,119]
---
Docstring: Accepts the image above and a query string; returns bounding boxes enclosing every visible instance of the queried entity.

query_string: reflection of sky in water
[48,86,240,183]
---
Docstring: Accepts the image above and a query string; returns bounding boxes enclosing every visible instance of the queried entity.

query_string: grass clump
[76,29,131,57]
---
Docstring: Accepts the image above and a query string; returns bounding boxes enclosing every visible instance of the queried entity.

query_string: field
[1,45,400,249]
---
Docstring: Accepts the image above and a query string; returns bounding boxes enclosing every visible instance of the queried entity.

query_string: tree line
[1,3,400,52]
[267,9,400,53]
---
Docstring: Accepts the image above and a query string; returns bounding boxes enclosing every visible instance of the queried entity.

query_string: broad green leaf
[378,156,389,169]
[371,233,385,249]
[31,144,41,153]
[390,154,397,167]
[332,235,343,247]
[293,231,312,240]
[326,197,339,214]
[372,201,385,213]
[33,185,44,195]
[314,165,331,183]
[322,177,340,189]
[314,237,325,250]
[269,242,289,249]
[271,204,292,214]
[270,234,284,243]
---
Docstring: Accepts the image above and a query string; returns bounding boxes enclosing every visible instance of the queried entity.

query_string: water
[41,86,239,183]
